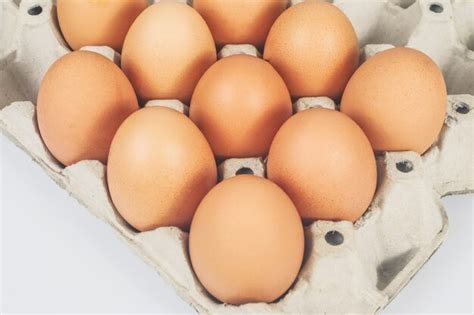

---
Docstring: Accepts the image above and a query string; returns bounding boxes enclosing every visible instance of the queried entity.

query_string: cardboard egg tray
[1,0,473,313]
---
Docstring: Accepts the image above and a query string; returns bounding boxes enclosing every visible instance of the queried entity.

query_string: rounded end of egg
[263,0,359,100]
[107,106,217,232]
[36,50,139,166]
[189,175,304,304]
[190,54,292,159]
[267,108,377,223]
[121,1,217,104]
[340,47,447,155]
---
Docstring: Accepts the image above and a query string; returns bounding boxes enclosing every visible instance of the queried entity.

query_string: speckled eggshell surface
[189,175,304,305]
[57,0,148,52]
[341,47,447,154]
[107,107,217,232]
[193,0,288,50]
[121,1,217,104]
[263,0,359,100]
[36,51,138,166]
[267,108,377,223]
[190,54,292,159]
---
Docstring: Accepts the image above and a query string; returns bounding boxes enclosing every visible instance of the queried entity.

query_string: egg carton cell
[218,44,261,59]
[0,0,473,314]
[144,99,190,116]
[217,157,266,181]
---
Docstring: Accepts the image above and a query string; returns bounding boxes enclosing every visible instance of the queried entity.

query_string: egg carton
[0,0,473,313]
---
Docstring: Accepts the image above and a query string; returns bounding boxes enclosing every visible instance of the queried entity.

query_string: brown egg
[263,0,359,100]
[340,47,447,154]
[189,175,304,304]
[267,108,377,223]
[193,0,288,50]
[190,55,292,159]
[57,0,148,52]
[37,51,138,166]
[121,1,216,104]
[107,107,217,232]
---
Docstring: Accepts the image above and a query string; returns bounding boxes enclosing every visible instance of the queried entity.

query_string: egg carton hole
[235,167,254,176]
[324,230,344,246]
[455,102,470,114]
[27,5,42,16]
[1,1,473,314]
[429,3,444,14]
[217,157,265,181]
[390,0,417,9]
[396,160,414,173]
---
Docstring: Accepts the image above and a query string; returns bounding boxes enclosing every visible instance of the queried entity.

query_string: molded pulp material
[0,0,473,313]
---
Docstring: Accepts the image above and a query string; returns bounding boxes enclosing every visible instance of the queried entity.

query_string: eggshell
[37,51,138,166]
[189,175,304,304]
[57,0,148,52]
[121,1,217,104]
[107,107,217,232]
[340,47,448,154]
[193,0,288,50]
[267,108,377,223]
[263,0,359,100]
[190,54,292,158]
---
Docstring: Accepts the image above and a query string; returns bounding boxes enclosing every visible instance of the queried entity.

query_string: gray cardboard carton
[1,0,473,313]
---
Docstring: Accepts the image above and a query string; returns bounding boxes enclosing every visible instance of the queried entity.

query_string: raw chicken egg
[189,175,304,304]
[107,106,217,232]
[37,50,138,166]
[57,0,148,52]
[121,1,217,103]
[267,108,377,223]
[264,0,359,100]
[193,0,288,50]
[340,47,447,154]
[190,54,292,159]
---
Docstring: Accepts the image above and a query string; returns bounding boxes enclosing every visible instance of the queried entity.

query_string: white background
[1,135,472,314]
